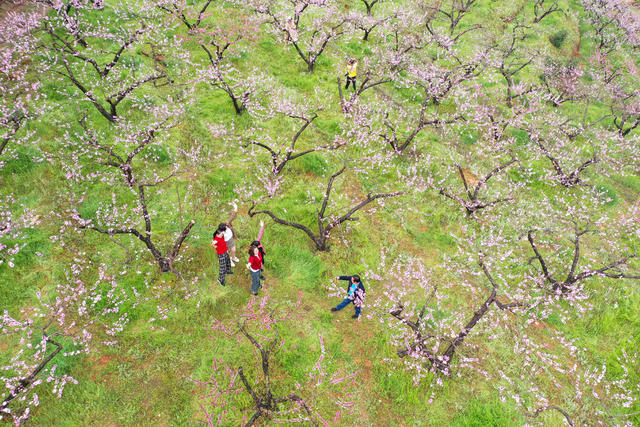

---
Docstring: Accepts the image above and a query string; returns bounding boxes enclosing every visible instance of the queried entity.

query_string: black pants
[345,76,356,90]
[218,252,232,284]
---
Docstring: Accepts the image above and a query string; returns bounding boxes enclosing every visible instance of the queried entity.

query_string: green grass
[297,152,329,175]
[453,400,519,427]
[2,0,640,425]
[1,147,41,175]
[269,245,325,291]
[594,183,618,206]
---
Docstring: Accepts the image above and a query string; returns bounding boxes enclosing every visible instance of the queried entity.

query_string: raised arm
[227,202,238,226]
[256,219,265,242]
[337,276,351,281]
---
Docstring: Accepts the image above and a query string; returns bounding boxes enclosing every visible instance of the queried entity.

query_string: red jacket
[249,252,263,271]
[214,235,227,255]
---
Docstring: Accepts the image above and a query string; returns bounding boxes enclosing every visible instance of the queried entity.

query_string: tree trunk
[437,288,496,371]
[231,96,244,116]
[158,257,171,272]
[314,235,329,251]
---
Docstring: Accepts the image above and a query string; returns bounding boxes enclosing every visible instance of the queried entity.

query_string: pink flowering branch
[68,113,196,273]
[1,334,61,413]
[533,0,562,24]
[391,255,522,375]
[161,0,261,114]
[195,294,356,426]
[524,405,575,426]
[247,0,347,72]
[1,262,131,425]
[249,164,403,251]
[437,157,518,216]
[527,224,640,295]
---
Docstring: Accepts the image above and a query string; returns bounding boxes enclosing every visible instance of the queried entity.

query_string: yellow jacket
[346,63,357,77]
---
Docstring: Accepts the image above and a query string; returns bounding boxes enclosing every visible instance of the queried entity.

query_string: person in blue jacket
[330,275,365,319]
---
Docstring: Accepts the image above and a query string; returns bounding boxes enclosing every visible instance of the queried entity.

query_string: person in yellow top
[345,58,358,91]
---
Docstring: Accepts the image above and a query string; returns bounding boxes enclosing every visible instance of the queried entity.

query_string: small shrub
[549,30,568,48]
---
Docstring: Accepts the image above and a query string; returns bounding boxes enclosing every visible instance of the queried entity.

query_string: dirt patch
[572,26,582,58]
[88,353,116,381]
[458,168,479,188]
[96,354,113,368]
[0,1,45,22]
[0,1,28,16]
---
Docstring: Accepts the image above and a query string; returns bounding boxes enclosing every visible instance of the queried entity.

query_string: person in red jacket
[247,245,263,295]
[246,220,265,295]
[212,226,233,286]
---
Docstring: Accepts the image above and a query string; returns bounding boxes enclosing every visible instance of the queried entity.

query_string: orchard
[1,0,639,425]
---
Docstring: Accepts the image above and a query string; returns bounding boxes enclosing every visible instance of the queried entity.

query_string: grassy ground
[1,0,639,425]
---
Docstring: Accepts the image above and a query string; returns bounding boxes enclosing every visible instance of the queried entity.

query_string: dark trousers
[345,76,356,90]
[218,252,232,284]
[250,269,262,294]
[334,297,361,317]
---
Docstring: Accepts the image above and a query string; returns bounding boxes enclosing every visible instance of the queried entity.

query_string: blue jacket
[338,276,365,299]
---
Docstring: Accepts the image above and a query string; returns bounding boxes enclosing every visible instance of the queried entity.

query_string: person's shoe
[251,292,258,296]
[260,275,266,280]
[230,260,236,267]
[351,314,360,319]
[232,256,240,262]
[228,270,234,275]
[218,278,225,287]
[330,307,338,312]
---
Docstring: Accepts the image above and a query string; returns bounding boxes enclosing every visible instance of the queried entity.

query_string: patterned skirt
[218,252,232,274]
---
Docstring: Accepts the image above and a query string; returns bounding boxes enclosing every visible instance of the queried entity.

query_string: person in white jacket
[219,203,240,267]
